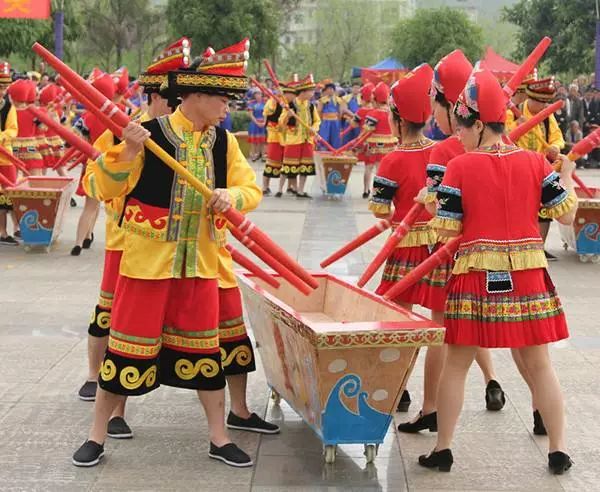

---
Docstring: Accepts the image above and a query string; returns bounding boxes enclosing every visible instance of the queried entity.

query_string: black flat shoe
[548,451,572,475]
[418,448,453,472]
[275,192,282,198]
[208,442,253,468]
[70,245,82,256]
[70,197,77,207]
[485,379,506,411]
[398,411,437,433]
[533,410,547,436]
[82,233,94,249]
[397,390,411,412]
[362,191,370,199]
[72,440,104,467]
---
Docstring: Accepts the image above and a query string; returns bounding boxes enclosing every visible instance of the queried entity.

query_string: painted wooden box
[237,271,444,463]
[5,176,76,251]
[315,152,357,197]
[560,187,600,263]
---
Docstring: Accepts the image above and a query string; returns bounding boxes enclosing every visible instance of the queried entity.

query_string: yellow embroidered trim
[368,202,391,215]
[453,250,547,275]
[540,192,577,219]
[424,191,437,204]
[220,346,253,367]
[219,324,247,340]
[108,337,161,357]
[175,73,248,90]
[430,216,463,232]
[396,226,438,248]
[120,365,157,389]
[162,333,219,350]
[174,358,220,380]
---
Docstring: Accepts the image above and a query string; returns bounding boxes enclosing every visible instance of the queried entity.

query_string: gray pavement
[1,163,599,492]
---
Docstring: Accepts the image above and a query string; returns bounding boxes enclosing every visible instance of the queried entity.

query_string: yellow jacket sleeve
[225,131,262,213]
[505,109,517,132]
[83,142,144,201]
[312,108,321,134]
[547,115,565,149]
[1,106,18,141]
[263,98,276,118]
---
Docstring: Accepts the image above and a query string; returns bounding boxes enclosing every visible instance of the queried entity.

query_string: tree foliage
[390,7,484,67]
[165,0,279,72]
[502,0,596,76]
[0,0,82,69]
[278,0,382,82]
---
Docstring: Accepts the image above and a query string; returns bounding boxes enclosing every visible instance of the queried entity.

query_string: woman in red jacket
[419,68,576,475]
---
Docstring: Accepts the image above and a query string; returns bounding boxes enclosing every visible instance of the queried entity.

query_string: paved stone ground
[0,163,599,492]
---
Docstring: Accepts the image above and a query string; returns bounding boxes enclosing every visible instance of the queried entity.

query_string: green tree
[390,7,484,67]
[165,0,279,73]
[0,0,82,70]
[502,0,596,76]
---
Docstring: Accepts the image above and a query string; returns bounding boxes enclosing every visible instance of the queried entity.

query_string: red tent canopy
[479,47,521,83]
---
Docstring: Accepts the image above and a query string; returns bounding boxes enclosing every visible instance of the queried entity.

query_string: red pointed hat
[431,50,473,105]
[294,74,316,92]
[454,66,507,123]
[281,73,299,94]
[7,79,36,103]
[0,61,11,85]
[168,38,250,98]
[87,67,104,83]
[373,82,390,105]
[39,83,59,106]
[360,82,375,102]
[526,76,556,102]
[111,67,129,95]
[91,73,116,100]
[140,37,191,94]
[389,64,433,123]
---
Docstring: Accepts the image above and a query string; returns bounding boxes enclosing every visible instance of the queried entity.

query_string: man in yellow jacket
[510,76,565,261]
[72,39,262,469]
[0,61,20,245]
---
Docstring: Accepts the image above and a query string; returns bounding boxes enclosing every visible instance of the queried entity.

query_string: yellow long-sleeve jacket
[0,103,18,166]
[83,113,151,251]
[513,100,565,153]
[279,98,321,145]
[83,108,262,280]
[262,97,282,145]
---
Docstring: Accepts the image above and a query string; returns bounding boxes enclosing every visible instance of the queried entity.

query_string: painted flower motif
[456,102,472,118]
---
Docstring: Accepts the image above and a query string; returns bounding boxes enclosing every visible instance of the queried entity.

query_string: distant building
[280,0,416,47]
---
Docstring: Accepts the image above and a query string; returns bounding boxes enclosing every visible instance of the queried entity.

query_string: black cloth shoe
[485,379,506,411]
[13,230,21,239]
[548,451,572,475]
[533,410,547,436]
[262,188,272,196]
[286,188,297,195]
[82,233,94,249]
[397,389,411,412]
[78,380,97,401]
[398,411,437,433]
[0,235,19,246]
[296,192,312,199]
[208,442,253,467]
[418,448,453,472]
[362,191,370,199]
[227,411,280,434]
[544,250,558,262]
[275,191,283,198]
[107,416,133,439]
[70,197,77,207]
[71,245,82,256]
[72,440,104,467]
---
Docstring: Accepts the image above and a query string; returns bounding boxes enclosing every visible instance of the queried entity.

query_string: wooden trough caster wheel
[364,444,377,464]
[270,389,281,405]
[579,254,591,263]
[591,254,600,264]
[24,245,31,253]
[324,445,337,464]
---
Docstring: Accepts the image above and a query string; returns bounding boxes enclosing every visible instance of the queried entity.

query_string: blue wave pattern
[576,223,600,254]
[19,210,53,245]
[326,170,347,195]
[321,374,392,445]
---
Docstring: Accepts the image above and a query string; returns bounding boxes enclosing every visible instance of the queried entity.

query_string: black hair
[434,91,451,109]
[455,111,505,134]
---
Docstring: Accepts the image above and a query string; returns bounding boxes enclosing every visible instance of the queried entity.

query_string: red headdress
[360,82,375,103]
[389,64,433,123]
[454,66,507,123]
[431,50,473,105]
[140,37,191,94]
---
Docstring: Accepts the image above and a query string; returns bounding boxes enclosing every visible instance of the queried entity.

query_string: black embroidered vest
[0,96,12,131]
[127,117,228,209]
[287,101,315,128]
[266,103,283,124]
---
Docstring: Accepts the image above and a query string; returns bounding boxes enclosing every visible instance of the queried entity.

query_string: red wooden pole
[226,244,281,289]
[0,146,31,175]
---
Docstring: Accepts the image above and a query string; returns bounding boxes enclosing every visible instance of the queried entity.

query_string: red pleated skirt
[444,268,569,348]
[375,244,452,312]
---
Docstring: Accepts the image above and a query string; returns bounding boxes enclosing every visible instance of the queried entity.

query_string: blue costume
[342,93,361,144]
[318,95,342,149]
[247,100,266,143]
